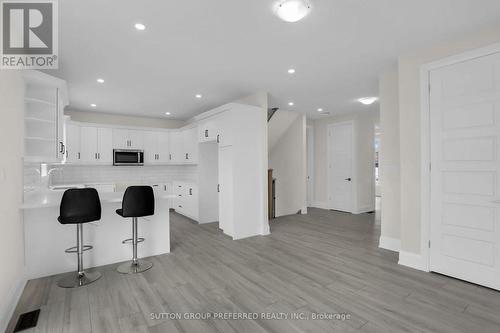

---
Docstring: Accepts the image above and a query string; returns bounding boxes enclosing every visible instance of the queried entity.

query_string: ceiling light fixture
[275,0,311,23]
[317,108,323,112]
[134,23,146,31]
[195,94,202,99]
[288,102,294,106]
[97,78,104,83]
[90,104,97,107]
[358,97,378,105]
[288,68,296,74]
[165,112,171,115]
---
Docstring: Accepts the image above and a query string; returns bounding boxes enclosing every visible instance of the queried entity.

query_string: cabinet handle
[185,153,188,160]
[95,153,97,159]
[66,150,68,158]
[217,184,220,192]
[205,129,208,138]
[216,134,220,143]
[169,154,172,160]
[59,141,64,153]
[178,205,182,208]
[78,152,80,160]
[98,153,100,160]
[189,188,192,195]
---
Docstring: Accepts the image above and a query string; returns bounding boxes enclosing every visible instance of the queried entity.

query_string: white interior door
[306,127,314,206]
[328,122,354,212]
[429,51,500,290]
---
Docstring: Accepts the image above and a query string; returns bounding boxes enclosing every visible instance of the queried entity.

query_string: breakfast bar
[22,190,172,280]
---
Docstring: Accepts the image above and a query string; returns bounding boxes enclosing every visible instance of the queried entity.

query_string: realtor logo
[1,0,58,69]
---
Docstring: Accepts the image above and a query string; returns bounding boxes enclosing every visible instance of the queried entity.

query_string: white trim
[379,236,401,252]
[306,125,315,207]
[419,41,500,274]
[0,271,27,333]
[398,251,427,271]
[311,201,330,210]
[353,205,373,215]
[327,120,356,213]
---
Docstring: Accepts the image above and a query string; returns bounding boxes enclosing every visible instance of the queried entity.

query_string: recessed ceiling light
[317,108,323,112]
[288,102,294,106]
[358,97,378,105]
[288,68,296,74]
[165,112,171,115]
[90,104,97,107]
[195,94,202,99]
[134,23,146,31]
[96,78,104,83]
[275,0,311,23]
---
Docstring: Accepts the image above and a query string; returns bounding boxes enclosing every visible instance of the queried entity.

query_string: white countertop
[22,190,175,209]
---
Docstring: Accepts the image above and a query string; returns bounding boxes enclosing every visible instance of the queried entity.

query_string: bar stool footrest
[122,237,145,244]
[65,245,93,253]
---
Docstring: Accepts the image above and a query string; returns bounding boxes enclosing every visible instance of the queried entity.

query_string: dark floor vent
[13,309,40,332]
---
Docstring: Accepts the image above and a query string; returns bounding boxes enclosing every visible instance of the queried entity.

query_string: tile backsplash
[24,164,198,191]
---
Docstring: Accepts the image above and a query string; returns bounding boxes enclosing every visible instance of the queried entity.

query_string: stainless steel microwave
[113,149,144,166]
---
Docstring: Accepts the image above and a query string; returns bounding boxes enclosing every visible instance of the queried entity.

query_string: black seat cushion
[58,188,101,224]
[117,186,155,218]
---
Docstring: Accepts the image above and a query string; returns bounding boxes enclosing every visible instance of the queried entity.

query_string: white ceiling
[51,0,500,120]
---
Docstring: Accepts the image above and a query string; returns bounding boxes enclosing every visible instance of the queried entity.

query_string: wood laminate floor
[7,207,500,333]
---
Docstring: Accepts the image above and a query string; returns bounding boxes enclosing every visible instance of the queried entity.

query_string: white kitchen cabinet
[144,131,170,165]
[23,71,68,163]
[198,118,218,142]
[182,127,198,164]
[169,131,183,163]
[65,122,81,164]
[216,111,233,147]
[113,129,144,149]
[173,181,198,221]
[218,146,234,236]
[80,126,112,165]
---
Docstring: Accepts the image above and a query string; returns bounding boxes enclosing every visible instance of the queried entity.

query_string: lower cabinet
[173,181,199,221]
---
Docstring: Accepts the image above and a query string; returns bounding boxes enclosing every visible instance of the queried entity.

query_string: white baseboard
[379,236,401,252]
[311,201,330,209]
[398,251,428,272]
[0,271,27,333]
[353,205,374,214]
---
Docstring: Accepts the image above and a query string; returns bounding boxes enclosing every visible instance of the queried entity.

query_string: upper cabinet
[198,118,218,142]
[113,129,144,149]
[23,71,68,163]
[183,127,198,164]
[79,126,113,165]
[143,131,170,164]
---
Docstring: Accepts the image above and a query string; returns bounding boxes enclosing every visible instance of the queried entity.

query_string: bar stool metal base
[117,260,153,274]
[57,271,102,288]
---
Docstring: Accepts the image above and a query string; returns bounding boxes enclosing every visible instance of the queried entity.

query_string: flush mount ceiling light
[288,102,294,106]
[288,68,296,74]
[96,78,104,83]
[195,94,202,99]
[275,0,311,23]
[317,108,323,112]
[165,112,171,115]
[90,103,97,107]
[358,97,378,105]
[134,23,146,31]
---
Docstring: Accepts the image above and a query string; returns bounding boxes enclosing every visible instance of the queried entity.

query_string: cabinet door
[56,89,65,161]
[218,146,233,236]
[97,128,113,164]
[183,127,198,163]
[169,131,183,163]
[157,132,170,164]
[217,112,233,147]
[143,131,158,165]
[186,184,199,220]
[128,130,144,149]
[113,129,129,149]
[65,123,81,164]
[80,126,98,163]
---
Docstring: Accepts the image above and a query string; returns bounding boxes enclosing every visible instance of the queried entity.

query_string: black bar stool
[57,188,102,288]
[116,186,155,274]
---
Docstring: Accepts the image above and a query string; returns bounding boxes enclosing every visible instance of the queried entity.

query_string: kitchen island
[22,190,172,279]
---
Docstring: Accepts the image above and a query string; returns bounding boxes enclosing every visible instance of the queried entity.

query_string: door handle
[205,129,208,138]
[345,178,352,182]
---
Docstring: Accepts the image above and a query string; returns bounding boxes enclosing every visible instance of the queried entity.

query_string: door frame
[419,42,500,273]
[306,125,315,206]
[327,120,356,213]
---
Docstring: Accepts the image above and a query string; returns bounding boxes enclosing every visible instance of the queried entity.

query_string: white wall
[66,110,185,129]
[313,111,378,213]
[398,25,500,255]
[269,113,307,216]
[379,69,401,251]
[0,71,26,331]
